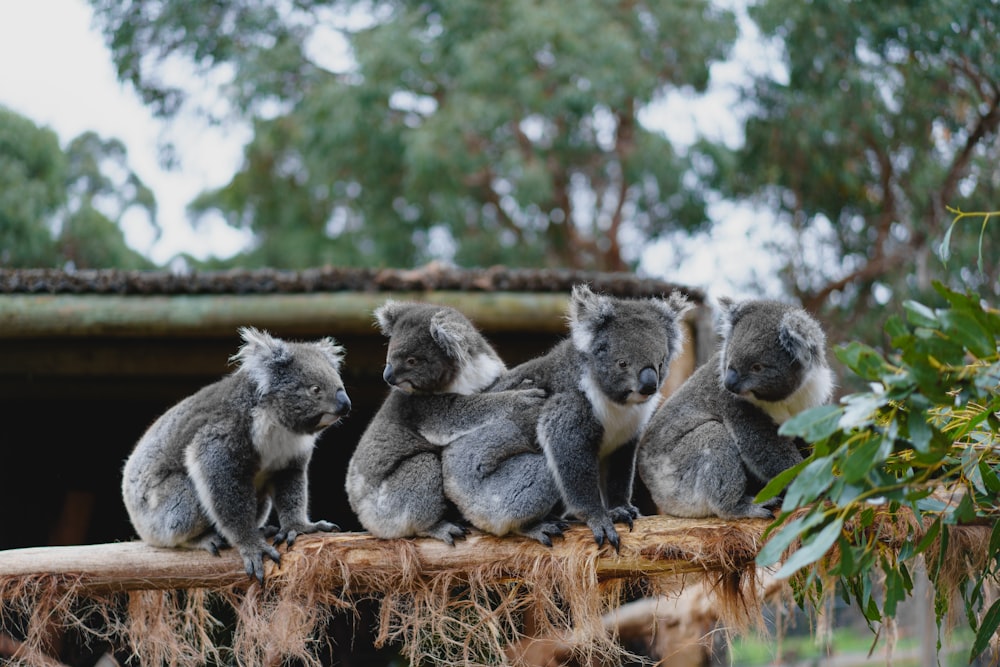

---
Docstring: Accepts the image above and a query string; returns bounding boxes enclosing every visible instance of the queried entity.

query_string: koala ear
[779,309,826,366]
[232,327,291,394]
[373,300,404,337]
[429,309,473,365]
[569,283,614,352]
[713,296,742,341]
[316,336,346,371]
[652,291,695,360]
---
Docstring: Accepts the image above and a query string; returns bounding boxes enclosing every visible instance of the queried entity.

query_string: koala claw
[425,521,467,546]
[519,520,567,547]
[608,504,639,530]
[587,517,621,553]
[272,520,339,546]
[240,541,283,585]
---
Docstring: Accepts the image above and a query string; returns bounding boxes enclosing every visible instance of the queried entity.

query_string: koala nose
[637,366,659,396]
[724,368,740,393]
[382,363,395,385]
[335,388,352,416]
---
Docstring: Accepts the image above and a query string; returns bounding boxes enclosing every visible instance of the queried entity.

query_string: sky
[0,0,784,298]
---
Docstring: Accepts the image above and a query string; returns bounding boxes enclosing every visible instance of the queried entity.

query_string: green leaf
[838,392,888,430]
[938,309,997,359]
[756,457,808,503]
[783,455,836,510]
[914,517,941,557]
[906,408,933,454]
[756,510,826,567]
[774,517,844,579]
[835,342,891,381]
[841,434,891,484]
[903,300,939,329]
[970,598,1000,663]
[779,404,844,441]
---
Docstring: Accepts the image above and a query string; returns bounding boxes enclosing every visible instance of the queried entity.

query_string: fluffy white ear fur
[429,310,473,366]
[779,309,826,366]
[316,337,346,371]
[232,327,290,395]
[653,290,694,361]
[569,283,613,352]
[373,300,402,336]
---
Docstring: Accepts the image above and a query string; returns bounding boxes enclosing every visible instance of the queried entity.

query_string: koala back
[715,299,834,423]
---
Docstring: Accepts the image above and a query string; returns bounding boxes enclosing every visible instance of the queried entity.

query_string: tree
[0,106,158,269]
[0,106,65,266]
[710,0,1000,333]
[90,0,737,270]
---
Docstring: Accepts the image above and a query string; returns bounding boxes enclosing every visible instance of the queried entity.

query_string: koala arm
[268,460,338,546]
[729,401,804,482]
[187,435,281,583]
[416,388,546,446]
[538,392,621,550]
[603,438,640,525]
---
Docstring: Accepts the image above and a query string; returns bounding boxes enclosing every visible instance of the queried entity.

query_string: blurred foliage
[0,106,157,269]
[701,0,1000,333]
[90,0,737,270]
[757,277,1000,663]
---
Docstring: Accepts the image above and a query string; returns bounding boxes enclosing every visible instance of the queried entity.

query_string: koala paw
[586,515,621,553]
[519,520,568,547]
[271,519,339,546]
[608,504,640,530]
[194,531,229,556]
[238,539,283,585]
[424,520,467,546]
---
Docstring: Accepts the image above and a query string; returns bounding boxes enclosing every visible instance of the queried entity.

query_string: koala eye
[750,363,765,373]
[406,357,418,367]
[617,359,629,370]
[309,384,322,395]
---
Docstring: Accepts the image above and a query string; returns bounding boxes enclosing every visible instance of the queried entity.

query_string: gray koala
[487,284,693,551]
[122,327,351,583]
[345,301,546,545]
[637,298,834,520]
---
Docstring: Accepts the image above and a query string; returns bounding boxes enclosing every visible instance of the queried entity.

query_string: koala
[488,284,694,551]
[122,327,351,583]
[441,377,566,546]
[345,301,546,545]
[637,298,834,520]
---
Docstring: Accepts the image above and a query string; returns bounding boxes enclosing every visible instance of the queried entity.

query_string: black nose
[335,388,352,415]
[724,368,740,393]
[638,366,658,396]
[382,363,395,385]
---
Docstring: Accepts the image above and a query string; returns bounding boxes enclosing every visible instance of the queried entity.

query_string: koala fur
[637,298,834,520]
[488,284,693,550]
[122,327,350,583]
[345,301,546,544]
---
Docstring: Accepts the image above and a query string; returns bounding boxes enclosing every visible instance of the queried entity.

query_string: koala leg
[443,428,563,545]
[268,463,338,546]
[536,394,621,550]
[366,451,466,545]
[647,422,772,520]
[602,438,640,528]
[123,469,215,549]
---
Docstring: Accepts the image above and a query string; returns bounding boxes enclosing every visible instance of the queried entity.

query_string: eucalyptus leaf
[774,517,845,579]
[779,404,844,441]
[970,599,1000,664]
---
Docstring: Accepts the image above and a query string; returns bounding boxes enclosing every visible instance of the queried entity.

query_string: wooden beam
[0,517,768,595]
[0,292,575,339]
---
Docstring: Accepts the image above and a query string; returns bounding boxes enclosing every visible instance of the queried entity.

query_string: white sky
[0,0,784,299]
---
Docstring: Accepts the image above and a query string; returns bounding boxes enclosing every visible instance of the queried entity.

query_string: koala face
[717,299,825,403]
[374,301,504,395]
[571,285,692,405]
[236,327,351,434]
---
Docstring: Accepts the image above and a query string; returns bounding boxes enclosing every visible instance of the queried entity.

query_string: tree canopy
[711,0,1000,326]
[90,0,737,270]
[0,106,157,269]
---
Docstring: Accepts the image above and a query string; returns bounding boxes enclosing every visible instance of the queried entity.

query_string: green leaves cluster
[757,282,1000,661]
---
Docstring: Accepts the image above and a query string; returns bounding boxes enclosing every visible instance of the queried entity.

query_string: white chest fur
[251,407,317,471]
[579,371,661,457]
[748,364,835,425]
